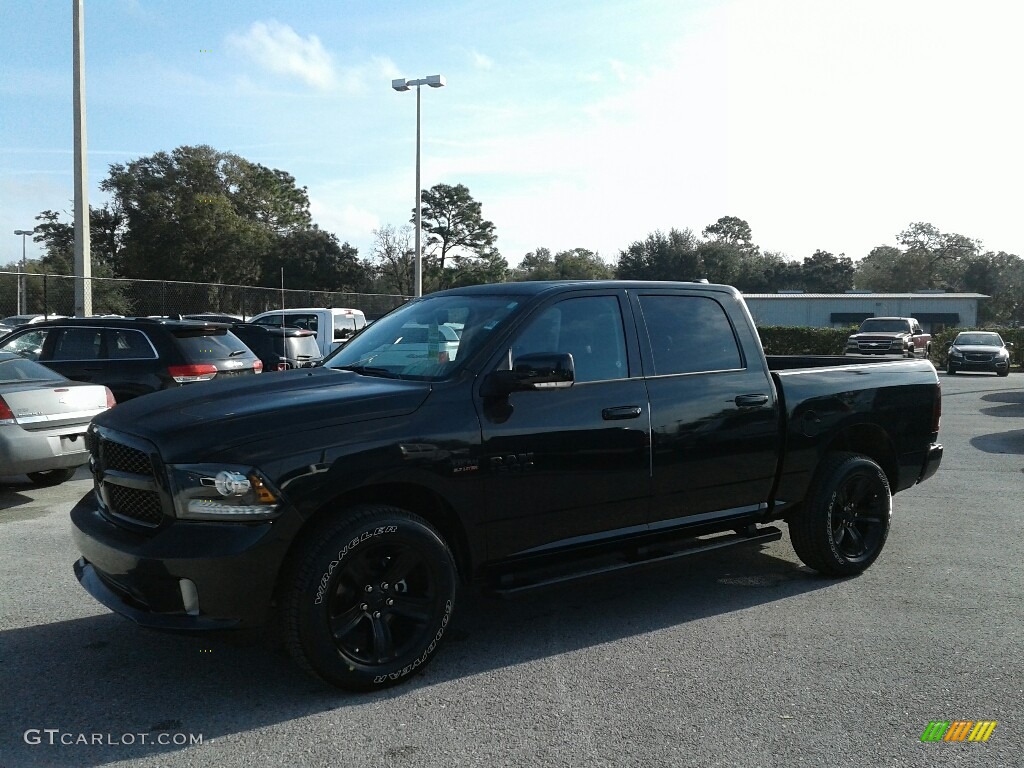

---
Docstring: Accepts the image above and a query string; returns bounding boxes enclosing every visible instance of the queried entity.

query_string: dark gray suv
[0,317,263,402]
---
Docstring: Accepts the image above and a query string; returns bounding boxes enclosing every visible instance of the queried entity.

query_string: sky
[2,0,1023,273]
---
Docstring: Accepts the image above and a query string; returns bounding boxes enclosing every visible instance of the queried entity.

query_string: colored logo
[921,721,997,742]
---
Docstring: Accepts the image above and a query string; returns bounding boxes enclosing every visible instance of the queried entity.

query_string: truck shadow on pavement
[0,542,834,766]
[971,392,1024,455]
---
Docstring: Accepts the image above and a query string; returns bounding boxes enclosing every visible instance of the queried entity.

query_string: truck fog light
[180,579,200,616]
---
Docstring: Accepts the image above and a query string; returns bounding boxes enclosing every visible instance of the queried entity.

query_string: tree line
[7,144,1022,324]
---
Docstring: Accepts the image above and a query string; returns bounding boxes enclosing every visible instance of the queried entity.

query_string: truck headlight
[168,463,282,521]
[950,348,963,358]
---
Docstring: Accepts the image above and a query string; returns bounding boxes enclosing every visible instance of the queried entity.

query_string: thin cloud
[471,51,494,70]
[226,20,335,90]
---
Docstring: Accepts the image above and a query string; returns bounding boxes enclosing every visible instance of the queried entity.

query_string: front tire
[946,364,956,375]
[26,467,76,486]
[282,505,457,691]
[788,453,891,577]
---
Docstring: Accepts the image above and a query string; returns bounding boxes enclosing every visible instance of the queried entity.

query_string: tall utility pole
[73,0,92,316]
[391,75,446,297]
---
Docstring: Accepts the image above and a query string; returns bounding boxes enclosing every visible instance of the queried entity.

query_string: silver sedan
[0,352,114,485]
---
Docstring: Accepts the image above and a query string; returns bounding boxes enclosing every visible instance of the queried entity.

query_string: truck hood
[92,368,431,459]
[848,332,909,340]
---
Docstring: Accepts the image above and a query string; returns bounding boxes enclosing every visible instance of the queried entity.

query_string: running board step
[489,525,783,596]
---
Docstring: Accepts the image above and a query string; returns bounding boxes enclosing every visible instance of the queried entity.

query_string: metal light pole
[13,229,34,315]
[391,74,446,297]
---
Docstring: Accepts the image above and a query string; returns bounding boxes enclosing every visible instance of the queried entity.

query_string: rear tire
[26,467,77,486]
[788,452,891,577]
[282,504,458,691]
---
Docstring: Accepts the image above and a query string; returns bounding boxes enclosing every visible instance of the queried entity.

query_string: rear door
[477,290,651,560]
[629,288,781,529]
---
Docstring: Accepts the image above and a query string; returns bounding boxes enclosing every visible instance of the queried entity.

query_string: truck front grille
[90,428,169,530]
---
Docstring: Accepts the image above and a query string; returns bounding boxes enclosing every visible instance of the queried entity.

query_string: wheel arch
[821,423,898,491]
[283,482,474,587]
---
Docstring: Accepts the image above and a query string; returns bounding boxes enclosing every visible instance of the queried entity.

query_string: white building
[742,292,987,333]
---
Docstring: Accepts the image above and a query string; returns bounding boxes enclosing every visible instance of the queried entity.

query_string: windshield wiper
[334,364,404,379]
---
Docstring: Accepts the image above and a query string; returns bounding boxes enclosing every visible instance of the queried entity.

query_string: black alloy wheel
[789,452,892,577]
[283,505,457,691]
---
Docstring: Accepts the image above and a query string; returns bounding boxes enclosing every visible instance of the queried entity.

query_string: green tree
[30,208,131,314]
[511,248,555,281]
[415,183,498,285]
[616,228,703,280]
[366,224,415,295]
[733,251,801,293]
[702,216,759,255]
[264,227,363,292]
[855,245,906,291]
[799,250,854,293]
[514,247,612,281]
[101,145,314,285]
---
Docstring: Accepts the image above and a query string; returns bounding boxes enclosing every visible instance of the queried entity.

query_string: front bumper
[70,491,294,631]
[947,358,1008,373]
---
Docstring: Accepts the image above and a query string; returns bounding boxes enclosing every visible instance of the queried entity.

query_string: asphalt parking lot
[1,371,1021,768]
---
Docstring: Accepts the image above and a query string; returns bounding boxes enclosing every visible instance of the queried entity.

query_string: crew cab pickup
[249,307,367,358]
[845,317,932,358]
[71,281,943,691]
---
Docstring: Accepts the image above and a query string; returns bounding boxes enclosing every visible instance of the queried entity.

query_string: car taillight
[276,362,288,371]
[0,395,14,424]
[168,364,218,383]
[254,360,264,374]
[104,387,117,408]
[932,382,942,434]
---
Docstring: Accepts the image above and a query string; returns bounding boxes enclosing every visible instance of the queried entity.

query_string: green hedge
[755,324,1024,368]
[755,326,853,356]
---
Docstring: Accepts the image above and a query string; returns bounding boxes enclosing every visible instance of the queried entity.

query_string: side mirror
[1006,341,1014,349]
[484,352,575,395]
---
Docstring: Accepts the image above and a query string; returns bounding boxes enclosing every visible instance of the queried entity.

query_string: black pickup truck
[71,281,943,691]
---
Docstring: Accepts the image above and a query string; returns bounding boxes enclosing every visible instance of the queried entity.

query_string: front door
[478,292,651,561]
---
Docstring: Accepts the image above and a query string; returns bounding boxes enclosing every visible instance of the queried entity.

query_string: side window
[639,295,742,375]
[107,329,155,359]
[0,329,49,361]
[50,328,102,361]
[511,296,627,384]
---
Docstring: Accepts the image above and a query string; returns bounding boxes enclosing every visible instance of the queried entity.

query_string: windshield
[324,294,520,380]
[859,319,911,333]
[955,333,1003,347]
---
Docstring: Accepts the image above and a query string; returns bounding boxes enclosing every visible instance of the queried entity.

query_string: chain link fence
[0,271,409,323]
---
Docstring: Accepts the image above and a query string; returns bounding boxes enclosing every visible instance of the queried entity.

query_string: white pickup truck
[249,307,367,358]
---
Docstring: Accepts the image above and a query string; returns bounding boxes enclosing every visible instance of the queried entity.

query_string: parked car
[946,331,1012,376]
[0,314,66,329]
[228,323,322,371]
[0,352,114,485]
[844,317,932,357]
[249,307,367,357]
[71,280,942,692]
[0,317,263,403]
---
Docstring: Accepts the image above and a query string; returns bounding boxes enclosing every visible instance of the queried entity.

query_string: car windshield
[323,294,520,380]
[955,333,1002,346]
[0,353,64,384]
[859,319,911,333]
